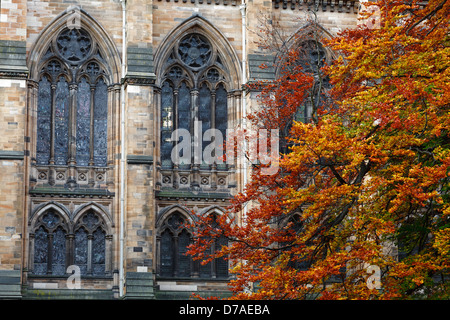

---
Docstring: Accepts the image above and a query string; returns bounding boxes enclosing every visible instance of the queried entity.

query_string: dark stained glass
[215,83,228,150]
[178,229,191,277]
[42,210,60,228]
[37,28,109,170]
[52,227,66,275]
[75,227,88,275]
[76,77,91,166]
[94,78,108,166]
[34,226,48,275]
[294,40,326,75]
[198,83,211,156]
[177,82,191,168]
[36,76,51,165]
[161,81,174,165]
[215,236,228,278]
[160,229,174,277]
[47,60,61,74]
[92,228,106,275]
[167,213,184,231]
[178,82,191,132]
[199,245,212,278]
[83,211,99,230]
[54,77,69,165]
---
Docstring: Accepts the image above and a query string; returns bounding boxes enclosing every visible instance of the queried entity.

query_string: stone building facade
[0,0,360,299]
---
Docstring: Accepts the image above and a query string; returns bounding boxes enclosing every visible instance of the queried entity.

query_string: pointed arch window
[30,208,110,277]
[159,212,192,278]
[160,33,229,169]
[35,27,109,169]
[157,211,229,279]
[74,210,107,276]
[31,210,68,276]
[279,39,329,154]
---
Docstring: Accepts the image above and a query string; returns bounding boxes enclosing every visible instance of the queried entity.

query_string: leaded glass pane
[36,76,51,165]
[76,77,91,166]
[52,227,66,275]
[177,82,191,168]
[34,226,48,275]
[286,40,326,76]
[161,81,174,165]
[160,229,174,277]
[199,245,212,278]
[92,228,106,275]
[167,214,184,231]
[215,83,227,163]
[83,211,99,230]
[75,228,88,275]
[215,236,228,278]
[178,82,191,132]
[198,84,211,157]
[178,229,191,277]
[94,78,108,166]
[54,77,69,165]
[42,210,60,229]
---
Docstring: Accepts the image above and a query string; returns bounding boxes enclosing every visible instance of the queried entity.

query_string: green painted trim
[127,155,154,165]
[0,150,24,160]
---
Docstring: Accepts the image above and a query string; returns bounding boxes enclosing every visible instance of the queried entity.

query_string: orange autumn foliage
[187,0,450,300]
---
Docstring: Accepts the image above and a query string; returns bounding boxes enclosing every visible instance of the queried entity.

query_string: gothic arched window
[160,33,229,169]
[158,212,192,278]
[36,27,109,171]
[31,208,109,277]
[198,214,229,279]
[157,211,229,279]
[279,40,329,154]
[32,210,68,276]
[74,210,107,276]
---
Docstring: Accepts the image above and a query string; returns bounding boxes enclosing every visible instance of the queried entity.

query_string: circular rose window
[56,28,92,64]
[178,33,212,69]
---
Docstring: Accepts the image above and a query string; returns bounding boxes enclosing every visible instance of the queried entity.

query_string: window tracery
[30,208,109,277]
[160,33,229,171]
[35,27,109,184]
[157,211,228,279]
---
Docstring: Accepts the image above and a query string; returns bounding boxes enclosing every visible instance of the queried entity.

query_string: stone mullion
[210,88,217,187]
[173,88,179,188]
[87,234,93,275]
[47,83,57,186]
[49,83,56,165]
[105,235,113,275]
[67,82,78,188]
[88,85,96,187]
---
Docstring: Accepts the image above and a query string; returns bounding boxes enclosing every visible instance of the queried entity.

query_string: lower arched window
[31,208,108,277]
[158,212,229,279]
[159,213,192,278]
[73,211,106,276]
[32,210,68,276]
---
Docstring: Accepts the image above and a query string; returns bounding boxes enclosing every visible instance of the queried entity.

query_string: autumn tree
[187,0,450,300]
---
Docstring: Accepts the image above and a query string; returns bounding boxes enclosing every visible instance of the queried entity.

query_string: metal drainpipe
[119,0,126,298]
